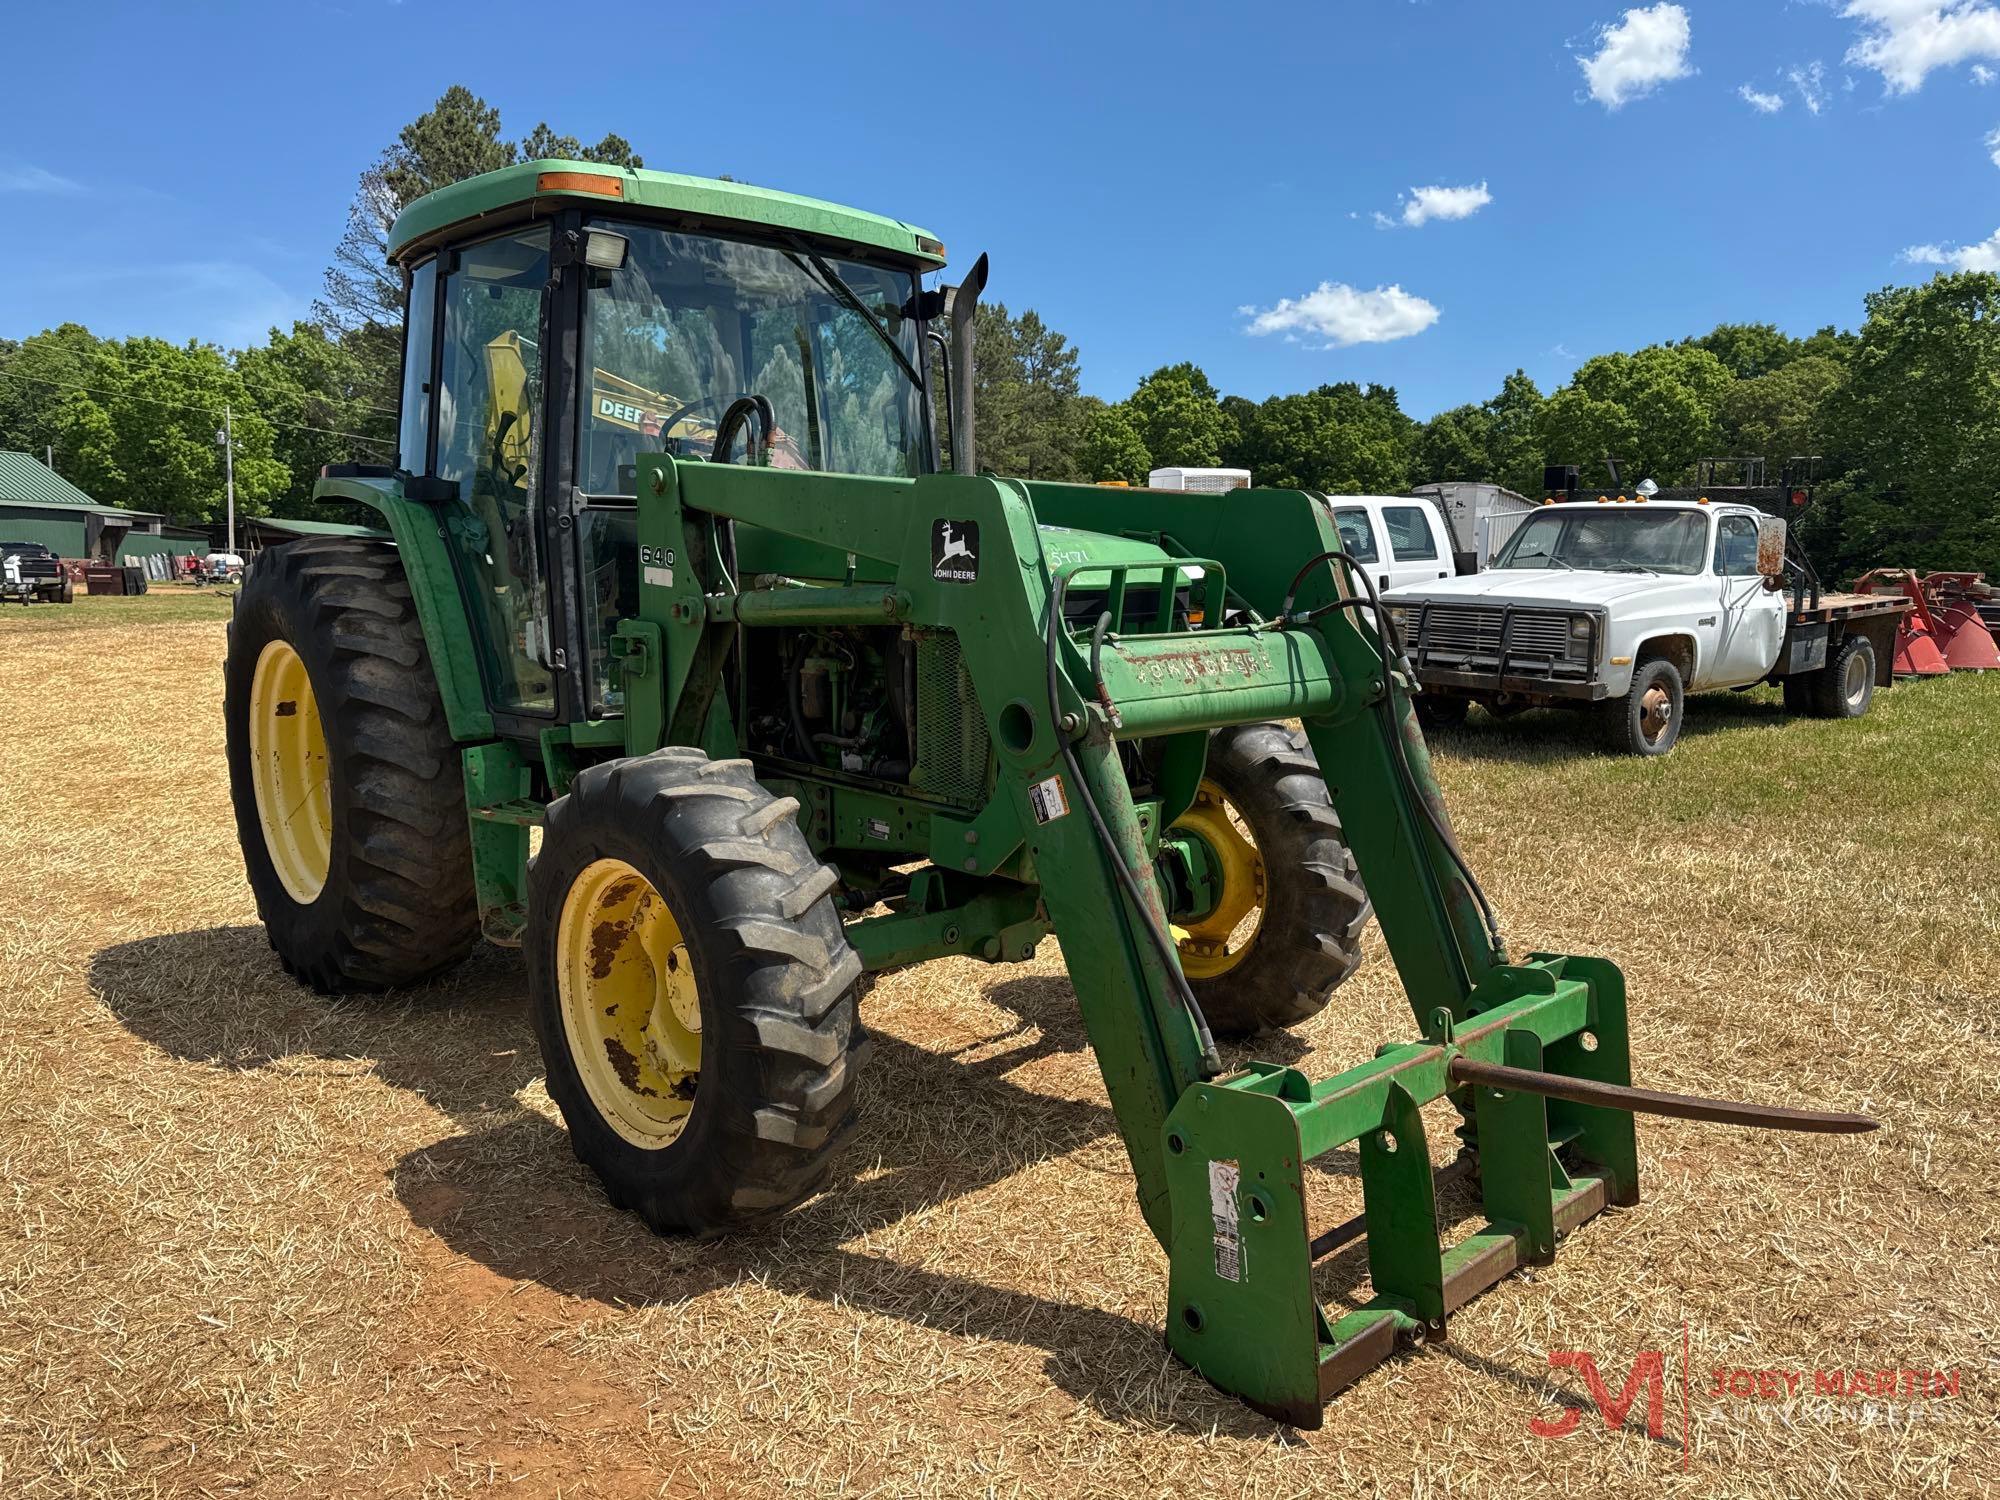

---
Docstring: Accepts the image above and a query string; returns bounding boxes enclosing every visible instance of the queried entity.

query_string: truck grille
[1419,605,1572,659]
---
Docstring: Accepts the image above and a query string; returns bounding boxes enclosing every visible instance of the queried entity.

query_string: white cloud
[1900,227,2000,270]
[1398,181,1492,227]
[1579,4,1694,108]
[1988,124,2000,162]
[1790,59,1831,112]
[1843,2,2000,94]
[1740,84,1787,112]
[1242,282,1441,347]
[0,165,82,194]
[1976,61,1998,80]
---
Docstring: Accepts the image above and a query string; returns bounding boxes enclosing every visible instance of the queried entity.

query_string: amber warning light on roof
[537,171,624,199]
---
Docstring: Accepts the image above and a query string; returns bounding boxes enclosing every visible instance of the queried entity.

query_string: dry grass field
[2,589,1995,1498]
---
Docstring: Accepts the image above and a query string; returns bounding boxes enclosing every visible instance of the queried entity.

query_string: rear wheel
[1808,634,1875,719]
[224,538,477,992]
[1168,722,1370,1036]
[527,750,864,1234]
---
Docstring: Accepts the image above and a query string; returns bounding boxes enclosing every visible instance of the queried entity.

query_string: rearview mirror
[1756,516,1788,579]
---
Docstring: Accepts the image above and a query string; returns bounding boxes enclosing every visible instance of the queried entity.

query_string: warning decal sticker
[1027,774,1070,825]
[1208,1158,1244,1283]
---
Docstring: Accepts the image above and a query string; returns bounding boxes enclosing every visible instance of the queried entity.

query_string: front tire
[527,750,864,1234]
[1602,657,1684,756]
[224,538,477,992]
[1168,723,1370,1036]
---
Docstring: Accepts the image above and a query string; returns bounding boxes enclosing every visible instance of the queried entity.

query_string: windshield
[1492,508,1710,575]
[578,224,927,493]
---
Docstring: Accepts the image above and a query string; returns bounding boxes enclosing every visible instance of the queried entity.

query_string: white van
[1321,495,1456,593]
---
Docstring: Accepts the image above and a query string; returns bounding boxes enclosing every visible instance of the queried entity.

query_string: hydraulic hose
[1044,575,1222,1078]
[1278,546,1507,967]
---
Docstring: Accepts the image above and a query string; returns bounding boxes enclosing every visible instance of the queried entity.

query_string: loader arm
[624,456,1641,1425]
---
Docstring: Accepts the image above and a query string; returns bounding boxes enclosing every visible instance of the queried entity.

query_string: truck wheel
[225,538,478,993]
[1603,657,1683,756]
[1168,723,1370,1036]
[1808,635,1875,719]
[1415,695,1469,732]
[527,749,865,1234]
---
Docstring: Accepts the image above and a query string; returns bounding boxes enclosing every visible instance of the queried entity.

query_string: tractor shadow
[91,927,1349,1437]
[1424,689,1795,763]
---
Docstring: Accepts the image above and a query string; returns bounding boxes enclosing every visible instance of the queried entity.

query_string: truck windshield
[578,225,927,493]
[1492,508,1709,575]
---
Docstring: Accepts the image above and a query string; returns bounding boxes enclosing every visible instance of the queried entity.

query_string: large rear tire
[224,538,477,993]
[526,750,865,1234]
[1169,722,1370,1036]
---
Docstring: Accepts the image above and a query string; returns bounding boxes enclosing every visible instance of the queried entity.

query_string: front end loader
[223,161,1872,1427]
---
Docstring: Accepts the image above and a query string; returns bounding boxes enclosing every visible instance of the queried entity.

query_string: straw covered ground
[1,589,1995,1497]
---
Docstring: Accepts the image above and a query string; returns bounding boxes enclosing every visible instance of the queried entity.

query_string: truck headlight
[1387,605,1413,637]
[1569,615,1593,639]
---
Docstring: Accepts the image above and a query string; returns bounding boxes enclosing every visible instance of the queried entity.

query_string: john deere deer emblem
[932,520,979,583]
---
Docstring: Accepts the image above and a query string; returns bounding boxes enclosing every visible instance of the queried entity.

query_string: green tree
[969,304,1087,479]
[1079,402,1151,484]
[1126,363,1228,471]
[1231,382,1414,493]
[1817,273,2000,575]
[0,323,106,465]
[1540,345,1732,487]
[1414,401,1492,483]
[1715,355,1845,472]
[236,321,393,516]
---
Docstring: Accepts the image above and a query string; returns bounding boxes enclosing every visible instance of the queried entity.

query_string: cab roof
[387,160,948,270]
[1545,498,1742,513]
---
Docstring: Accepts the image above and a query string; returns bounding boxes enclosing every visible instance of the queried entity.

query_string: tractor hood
[1036,525,1185,575]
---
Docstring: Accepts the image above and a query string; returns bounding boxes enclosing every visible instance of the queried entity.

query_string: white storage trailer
[1408,481,1539,573]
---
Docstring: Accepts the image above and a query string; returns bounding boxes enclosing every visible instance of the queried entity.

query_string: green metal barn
[0,451,208,564]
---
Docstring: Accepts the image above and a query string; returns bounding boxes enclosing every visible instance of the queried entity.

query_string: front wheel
[1165,723,1370,1036]
[1602,657,1684,756]
[526,750,865,1234]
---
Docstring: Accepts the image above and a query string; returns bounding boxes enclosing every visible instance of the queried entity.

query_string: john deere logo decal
[932,520,978,583]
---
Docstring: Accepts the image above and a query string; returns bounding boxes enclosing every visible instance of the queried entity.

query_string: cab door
[426,226,558,716]
[1379,502,1454,590]
[1709,511,1785,686]
[1330,506,1387,588]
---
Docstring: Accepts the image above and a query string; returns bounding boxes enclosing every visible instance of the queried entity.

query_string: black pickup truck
[1,541,76,605]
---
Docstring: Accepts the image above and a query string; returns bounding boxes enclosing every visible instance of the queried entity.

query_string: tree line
[0,84,1993,580]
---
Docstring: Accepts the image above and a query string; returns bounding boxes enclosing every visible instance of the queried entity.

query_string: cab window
[1714,514,1760,577]
[434,226,555,714]
[1333,508,1380,564]
[1382,505,1439,560]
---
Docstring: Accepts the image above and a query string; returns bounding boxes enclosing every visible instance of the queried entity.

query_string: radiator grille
[1420,605,1572,659]
[910,630,991,805]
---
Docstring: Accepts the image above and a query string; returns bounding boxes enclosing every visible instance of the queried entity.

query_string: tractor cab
[380,161,953,729]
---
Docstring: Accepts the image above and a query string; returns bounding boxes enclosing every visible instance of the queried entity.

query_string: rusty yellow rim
[1171,779,1265,980]
[247,638,332,903]
[556,858,701,1148]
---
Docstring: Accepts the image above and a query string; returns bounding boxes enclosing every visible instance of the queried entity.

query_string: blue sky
[2,1,1998,418]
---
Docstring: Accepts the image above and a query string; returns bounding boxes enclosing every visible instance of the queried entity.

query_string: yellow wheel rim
[247,638,333,904]
[1171,779,1266,979]
[556,859,701,1149]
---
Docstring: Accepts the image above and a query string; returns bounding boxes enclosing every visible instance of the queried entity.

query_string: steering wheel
[650,392,751,452]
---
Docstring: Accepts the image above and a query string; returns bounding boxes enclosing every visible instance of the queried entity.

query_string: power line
[0,368,396,449]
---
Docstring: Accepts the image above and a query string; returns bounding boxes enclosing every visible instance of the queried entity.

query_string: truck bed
[1786,591,1909,624]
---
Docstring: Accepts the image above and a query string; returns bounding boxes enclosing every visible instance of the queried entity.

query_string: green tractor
[224,162,1870,1426]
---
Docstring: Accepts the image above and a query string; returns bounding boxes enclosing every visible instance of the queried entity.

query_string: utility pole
[216,405,236,555]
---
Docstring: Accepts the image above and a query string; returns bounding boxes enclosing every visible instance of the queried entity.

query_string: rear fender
[313,476,493,742]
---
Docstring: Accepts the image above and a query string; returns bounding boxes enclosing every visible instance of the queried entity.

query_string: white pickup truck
[1381,497,1909,755]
